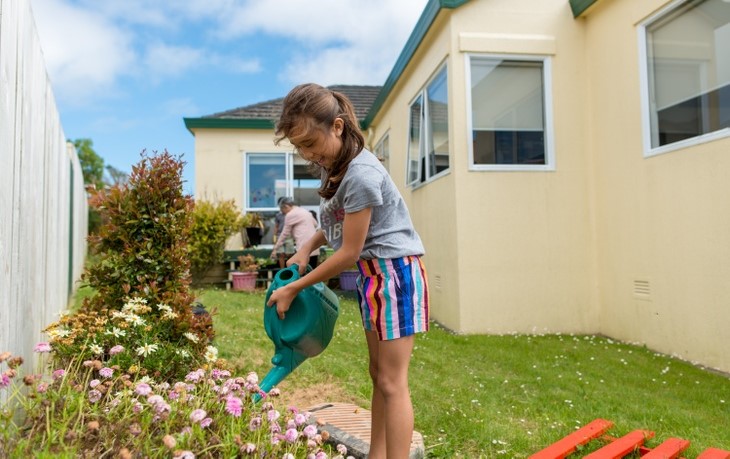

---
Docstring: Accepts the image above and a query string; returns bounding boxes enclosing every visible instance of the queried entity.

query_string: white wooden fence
[0,0,88,369]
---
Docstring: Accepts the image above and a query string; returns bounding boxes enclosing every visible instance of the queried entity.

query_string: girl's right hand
[286,252,310,275]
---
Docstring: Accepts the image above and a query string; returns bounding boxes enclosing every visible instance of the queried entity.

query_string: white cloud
[143,43,206,79]
[31,0,136,104]
[31,0,429,104]
[216,0,430,85]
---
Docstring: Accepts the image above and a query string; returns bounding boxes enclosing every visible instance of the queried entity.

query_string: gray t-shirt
[319,150,425,259]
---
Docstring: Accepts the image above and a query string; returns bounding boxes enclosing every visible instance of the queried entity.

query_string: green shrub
[189,199,243,285]
[67,150,213,380]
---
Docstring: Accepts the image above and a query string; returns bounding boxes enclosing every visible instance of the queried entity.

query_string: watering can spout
[254,347,308,402]
[255,264,340,402]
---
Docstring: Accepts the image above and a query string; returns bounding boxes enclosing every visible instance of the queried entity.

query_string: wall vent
[433,274,442,291]
[633,279,651,300]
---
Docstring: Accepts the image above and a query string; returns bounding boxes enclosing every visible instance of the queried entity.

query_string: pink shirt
[272,206,319,257]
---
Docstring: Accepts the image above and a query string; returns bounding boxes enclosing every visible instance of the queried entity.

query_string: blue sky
[30,0,429,195]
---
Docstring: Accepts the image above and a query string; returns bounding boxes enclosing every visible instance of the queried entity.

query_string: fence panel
[0,0,87,373]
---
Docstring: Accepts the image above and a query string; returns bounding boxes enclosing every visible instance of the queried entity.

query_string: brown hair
[274,83,365,199]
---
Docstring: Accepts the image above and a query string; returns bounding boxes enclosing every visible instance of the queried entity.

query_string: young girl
[266,83,429,459]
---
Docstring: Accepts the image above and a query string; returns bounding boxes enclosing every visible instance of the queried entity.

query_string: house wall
[368,12,463,330]
[191,128,289,208]
[583,0,730,372]
[450,0,598,334]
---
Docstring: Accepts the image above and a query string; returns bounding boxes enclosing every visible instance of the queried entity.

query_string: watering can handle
[288,263,312,276]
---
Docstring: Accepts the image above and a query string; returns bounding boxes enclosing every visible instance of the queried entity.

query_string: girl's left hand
[266,284,297,320]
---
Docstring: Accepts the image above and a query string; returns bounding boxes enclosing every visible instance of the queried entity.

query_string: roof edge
[183,117,369,136]
[569,0,599,18]
[362,0,469,129]
[183,117,275,135]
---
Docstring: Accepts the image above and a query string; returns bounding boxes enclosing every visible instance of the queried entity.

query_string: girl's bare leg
[364,330,414,459]
[365,330,385,458]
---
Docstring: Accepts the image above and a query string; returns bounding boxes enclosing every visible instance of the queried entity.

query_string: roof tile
[203,85,382,122]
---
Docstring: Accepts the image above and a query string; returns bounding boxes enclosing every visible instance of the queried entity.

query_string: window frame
[638,0,730,158]
[465,53,555,172]
[243,152,321,213]
[406,62,451,188]
[374,131,390,171]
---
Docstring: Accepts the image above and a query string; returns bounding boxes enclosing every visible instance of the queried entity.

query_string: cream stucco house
[185,0,730,373]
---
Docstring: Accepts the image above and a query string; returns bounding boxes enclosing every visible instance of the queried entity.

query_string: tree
[73,138,105,190]
[105,164,129,186]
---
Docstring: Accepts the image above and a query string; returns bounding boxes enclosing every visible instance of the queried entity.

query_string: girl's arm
[267,208,371,319]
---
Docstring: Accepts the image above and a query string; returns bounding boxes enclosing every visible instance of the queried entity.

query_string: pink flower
[284,428,299,442]
[283,454,295,459]
[88,389,102,403]
[303,424,318,439]
[154,401,171,414]
[172,451,195,459]
[129,423,142,435]
[200,417,213,428]
[89,379,101,388]
[315,452,328,459]
[135,382,152,396]
[248,416,262,431]
[185,369,205,382]
[242,443,256,454]
[34,342,52,353]
[245,372,258,385]
[52,369,66,380]
[337,444,348,455]
[99,367,113,378]
[109,345,124,355]
[225,396,242,417]
[189,409,207,423]
[147,394,164,405]
[267,409,280,422]
[36,382,49,393]
[211,369,230,381]
[294,413,307,425]
[0,374,11,389]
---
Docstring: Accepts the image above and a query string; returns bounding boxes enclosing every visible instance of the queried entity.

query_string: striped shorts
[355,255,430,341]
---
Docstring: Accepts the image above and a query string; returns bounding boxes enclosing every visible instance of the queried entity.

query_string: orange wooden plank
[583,430,654,459]
[529,419,614,459]
[697,448,730,459]
[641,437,690,459]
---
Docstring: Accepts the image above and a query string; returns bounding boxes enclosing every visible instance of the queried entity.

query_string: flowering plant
[237,254,266,273]
[44,296,217,381]
[1,347,352,458]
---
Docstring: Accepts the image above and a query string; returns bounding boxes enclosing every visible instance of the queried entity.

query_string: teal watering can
[256,264,340,401]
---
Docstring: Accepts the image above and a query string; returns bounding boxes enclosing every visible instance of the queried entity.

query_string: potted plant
[241,212,265,247]
[231,254,262,291]
[339,263,359,292]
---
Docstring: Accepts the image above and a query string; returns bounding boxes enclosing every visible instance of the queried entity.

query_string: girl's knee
[374,375,408,399]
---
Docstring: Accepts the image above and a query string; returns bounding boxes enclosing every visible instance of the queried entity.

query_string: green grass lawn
[194,287,729,458]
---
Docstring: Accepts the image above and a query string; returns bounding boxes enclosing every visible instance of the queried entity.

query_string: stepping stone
[307,402,425,459]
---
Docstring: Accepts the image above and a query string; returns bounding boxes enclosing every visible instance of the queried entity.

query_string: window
[641,0,730,154]
[244,153,320,211]
[407,65,450,186]
[467,55,554,170]
[374,132,390,171]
